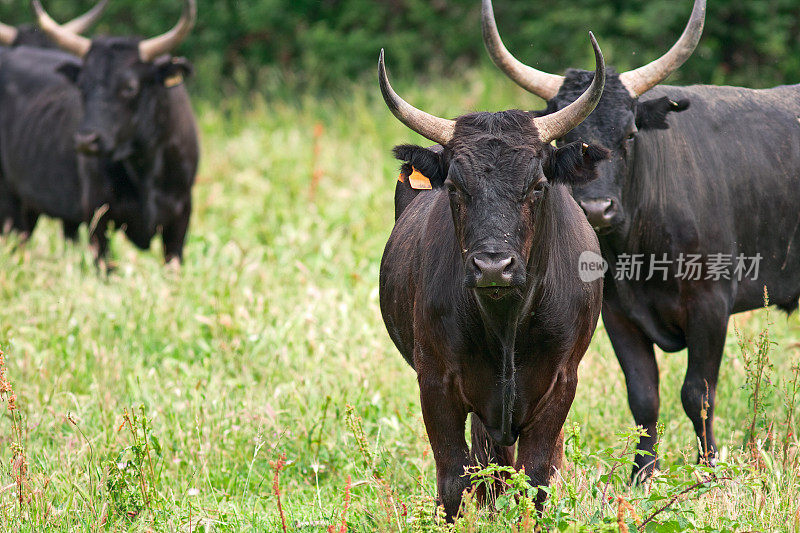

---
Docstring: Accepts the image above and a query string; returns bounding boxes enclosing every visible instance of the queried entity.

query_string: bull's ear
[544,141,609,186]
[392,144,446,187]
[635,97,690,130]
[56,62,81,83]
[154,56,193,88]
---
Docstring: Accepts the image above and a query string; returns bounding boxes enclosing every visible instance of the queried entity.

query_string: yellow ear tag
[408,167,432,190]
[164,73,184,88]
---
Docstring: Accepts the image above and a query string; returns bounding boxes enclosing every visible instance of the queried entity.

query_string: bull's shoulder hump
[650,83,800,122]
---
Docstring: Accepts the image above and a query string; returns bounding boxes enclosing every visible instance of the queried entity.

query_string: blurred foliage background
[1,0,800,97]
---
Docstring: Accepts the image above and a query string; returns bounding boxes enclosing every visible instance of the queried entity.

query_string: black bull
[575,80,800,474]
[483,0,800,480]
[0,45,198,261]
[0,47,83,235]
[381,127,606,520]
[377,38,610,519]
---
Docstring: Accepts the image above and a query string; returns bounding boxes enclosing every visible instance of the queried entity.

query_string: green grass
[0,68,798,531]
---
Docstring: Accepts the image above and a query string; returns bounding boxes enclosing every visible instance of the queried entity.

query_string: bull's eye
[447,183,469,217]
[532,181,546,199]
[522,180,546,202]
[120,79,140,99]
[626,132,636,141]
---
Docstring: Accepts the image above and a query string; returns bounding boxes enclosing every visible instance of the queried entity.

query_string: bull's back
[0,51,88,220]
[641,84,800,312]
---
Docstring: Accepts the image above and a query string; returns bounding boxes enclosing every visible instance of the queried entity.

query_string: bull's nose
[579,198,618,229]
[74,132,101,155]
[473,254,514,288]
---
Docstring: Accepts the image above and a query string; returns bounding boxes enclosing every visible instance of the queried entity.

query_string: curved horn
[378,49,455,146]
[0,21,19,46]
[533,33,605,144]
[619,0,705,97]
[482,0,563,101]
[138,0,196,62]
[62,0,108,34]
[32,0,91,57]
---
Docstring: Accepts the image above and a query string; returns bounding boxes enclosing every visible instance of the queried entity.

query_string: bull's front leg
[603,300,661,482]
[17,206,39,242]
[0,184,22,236]
[418,372,471,521]
[162,197,192,264]
[516,368,577,510]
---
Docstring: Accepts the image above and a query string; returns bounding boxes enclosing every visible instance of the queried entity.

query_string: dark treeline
[2,0,800,96]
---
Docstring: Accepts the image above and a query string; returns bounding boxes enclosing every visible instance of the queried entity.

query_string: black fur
[380,108,604,521]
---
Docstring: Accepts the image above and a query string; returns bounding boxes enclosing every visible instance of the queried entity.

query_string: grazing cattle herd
[0,0,798,522]
[0,0,197,263]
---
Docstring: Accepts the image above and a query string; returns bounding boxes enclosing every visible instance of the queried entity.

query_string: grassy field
[0,68,798,531]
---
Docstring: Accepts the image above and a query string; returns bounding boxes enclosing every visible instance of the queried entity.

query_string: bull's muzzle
[467,251,525,298]
[74,132,101,155]
[473,254,514,287]
[579,197,619,231]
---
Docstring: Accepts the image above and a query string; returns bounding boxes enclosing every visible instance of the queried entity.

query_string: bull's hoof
[165,256,182,271]
[698,451,717,467]
[94,257,118,276]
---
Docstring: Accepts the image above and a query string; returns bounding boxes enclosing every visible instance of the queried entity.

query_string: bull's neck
[118,141,163,193]
[469,188,556,444]
[598,202,677,260]
[475,296,519,444]
[126,87,175,167]
[121,96,175,187]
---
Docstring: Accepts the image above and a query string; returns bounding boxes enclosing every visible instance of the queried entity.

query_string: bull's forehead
[448,111,544,191]
[82,37,142,82]
[13,25,51,48]
[553,69,636,144]
[451,110,544,153]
